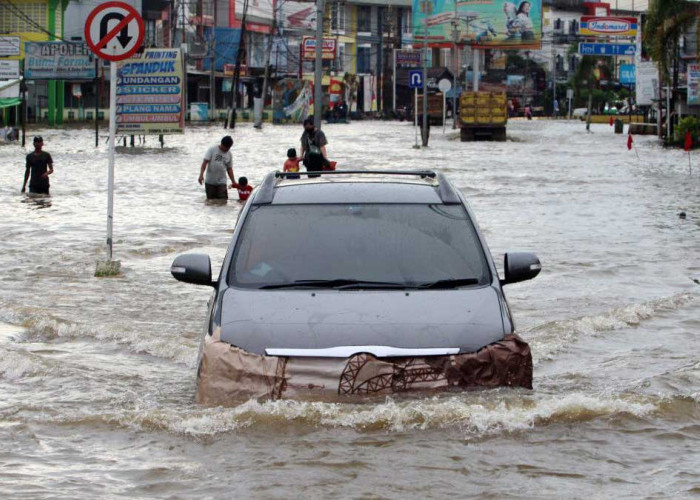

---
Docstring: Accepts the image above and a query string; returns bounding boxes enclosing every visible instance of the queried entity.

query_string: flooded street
[1,119,699,498]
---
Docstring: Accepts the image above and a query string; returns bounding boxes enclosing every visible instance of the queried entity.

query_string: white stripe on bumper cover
[264,346,460,358]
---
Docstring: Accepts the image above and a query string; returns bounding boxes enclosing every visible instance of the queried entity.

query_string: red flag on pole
[627,132,633,150]
[609,116,614,126]
[684,130,693,152]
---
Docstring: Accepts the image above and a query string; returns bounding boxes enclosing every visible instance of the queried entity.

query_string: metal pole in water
[107,60,116,262]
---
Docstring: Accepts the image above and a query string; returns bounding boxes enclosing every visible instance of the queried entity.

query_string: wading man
[300,117,329,177]
[199,135,235,200]
[21,136,53,195]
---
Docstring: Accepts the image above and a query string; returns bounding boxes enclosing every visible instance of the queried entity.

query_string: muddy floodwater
[1,120,699,498]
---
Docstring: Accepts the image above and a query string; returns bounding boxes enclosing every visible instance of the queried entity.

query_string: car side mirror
[171,254,213,287]
[501,252,541,285]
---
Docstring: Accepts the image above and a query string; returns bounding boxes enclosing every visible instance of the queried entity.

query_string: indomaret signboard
[579,16,638,36]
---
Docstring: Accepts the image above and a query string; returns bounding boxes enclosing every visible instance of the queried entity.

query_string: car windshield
[230,203,491,288]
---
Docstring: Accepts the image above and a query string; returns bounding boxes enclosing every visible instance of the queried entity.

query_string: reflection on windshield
[230,204,490,288]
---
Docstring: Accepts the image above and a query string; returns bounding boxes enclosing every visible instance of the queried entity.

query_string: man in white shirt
[199,135,235,199]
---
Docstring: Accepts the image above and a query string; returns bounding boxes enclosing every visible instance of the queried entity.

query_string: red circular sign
[84,1,144,62]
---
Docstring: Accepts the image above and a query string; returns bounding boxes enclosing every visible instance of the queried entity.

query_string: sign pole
[392,49,397,114]
[85,1,144,276]
[414,87,418,148]
[443,92,446,134]
[107,60,117,262]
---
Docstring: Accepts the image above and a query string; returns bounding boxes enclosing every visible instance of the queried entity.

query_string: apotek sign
[580,17,637,36]
[301,37,337,60]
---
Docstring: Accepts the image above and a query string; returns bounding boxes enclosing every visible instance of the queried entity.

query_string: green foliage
[643,0,698,84]
[673,116,700,145]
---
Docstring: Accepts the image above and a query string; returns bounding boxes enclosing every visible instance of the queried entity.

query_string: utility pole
[313,0,325,128]
[210,0,216,121]
[255,9,276,128]
[227,0,250,128]
[451,6,458,129]
[421,0,429,146]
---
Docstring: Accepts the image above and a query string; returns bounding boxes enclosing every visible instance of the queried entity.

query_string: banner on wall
[412,0,542,49]
[688,64,700,105]
[116,48,185,135]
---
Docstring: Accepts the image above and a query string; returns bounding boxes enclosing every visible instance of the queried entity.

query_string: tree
[643,0,697,86]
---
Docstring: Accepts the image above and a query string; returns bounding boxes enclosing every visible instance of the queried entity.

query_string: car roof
[253,170,462,205]
[272,178,443,204]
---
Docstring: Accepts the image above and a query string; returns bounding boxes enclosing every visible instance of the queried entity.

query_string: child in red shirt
[283,147,302,179]
[230,176,253,201]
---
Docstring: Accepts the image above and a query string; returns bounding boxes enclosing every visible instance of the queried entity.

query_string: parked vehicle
[172,170,540,404]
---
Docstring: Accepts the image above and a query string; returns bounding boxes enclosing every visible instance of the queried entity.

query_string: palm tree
[644,0,698,138]
[644,0,697,87]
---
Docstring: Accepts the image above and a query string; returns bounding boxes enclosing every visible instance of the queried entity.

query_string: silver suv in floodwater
[172,171,541,404]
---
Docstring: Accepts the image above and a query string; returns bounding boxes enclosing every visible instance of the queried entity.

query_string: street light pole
[313,0,324,128]
[421,0,429,146]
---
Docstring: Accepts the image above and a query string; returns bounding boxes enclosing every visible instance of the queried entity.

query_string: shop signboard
[0,36,21,57]
[24,42,95,80]
[688,64,700,105]
[579,16,637,36]
[301,37,337,60]
[116,48,185,134]
[0,60,20,80]
[619,64,635,85]
[636,61,658,106]
[396,50,422,67]
[412,0,542,49]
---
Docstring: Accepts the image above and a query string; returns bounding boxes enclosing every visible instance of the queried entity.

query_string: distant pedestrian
[300,116,329,177]
[553,99,559,118]
[199,135,235,200]
[21,136,53,195]
[231,176,254,201]
[283,147,302,179]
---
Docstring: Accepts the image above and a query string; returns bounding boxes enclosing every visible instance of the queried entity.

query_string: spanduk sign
[579,16,638,36]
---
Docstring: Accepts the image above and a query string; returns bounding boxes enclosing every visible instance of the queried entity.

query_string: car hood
[219,287,506,355]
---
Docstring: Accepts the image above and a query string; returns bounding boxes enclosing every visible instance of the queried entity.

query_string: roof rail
[253,170,461,205]
[274,170,436,178]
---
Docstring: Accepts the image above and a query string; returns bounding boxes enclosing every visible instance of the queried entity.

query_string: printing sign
[116,48,185,134]
[580,16,637,36]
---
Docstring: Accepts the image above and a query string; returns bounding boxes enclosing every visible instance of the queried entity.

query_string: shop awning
[0,98,21,109]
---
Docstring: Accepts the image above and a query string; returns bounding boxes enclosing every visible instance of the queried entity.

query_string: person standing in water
[21,136,53,195]
[199,135,235,200]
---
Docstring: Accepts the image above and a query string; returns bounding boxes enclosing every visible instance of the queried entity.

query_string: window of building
[357,46,371,73]
[331,3,347,33]
[357,6,372,33]
[401,9,412,38]
[0,2,47,33]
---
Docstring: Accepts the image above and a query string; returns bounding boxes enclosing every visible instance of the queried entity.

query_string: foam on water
[527,292,697,363]
[11,390,663,440]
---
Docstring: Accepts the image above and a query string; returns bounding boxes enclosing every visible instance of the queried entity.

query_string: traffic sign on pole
[85,1,144,62]
[86,2,144,277]
[409,70,424,89]
[578,43,635,56]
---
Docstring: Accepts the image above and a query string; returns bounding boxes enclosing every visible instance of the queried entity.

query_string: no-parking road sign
[85,1,144,61]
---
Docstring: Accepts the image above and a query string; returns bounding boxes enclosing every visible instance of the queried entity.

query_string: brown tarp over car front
[197,330,532,406]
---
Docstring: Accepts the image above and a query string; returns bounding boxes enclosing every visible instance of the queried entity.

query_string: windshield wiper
[259,279,407,290]
[414,278,480,289]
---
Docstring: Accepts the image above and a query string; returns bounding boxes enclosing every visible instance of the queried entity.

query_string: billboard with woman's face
[412,0,542,49]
